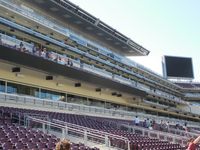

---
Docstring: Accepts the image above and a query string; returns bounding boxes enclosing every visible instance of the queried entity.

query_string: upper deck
[21,0,150,56]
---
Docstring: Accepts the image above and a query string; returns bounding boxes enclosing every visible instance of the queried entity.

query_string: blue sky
[71,0,200,81]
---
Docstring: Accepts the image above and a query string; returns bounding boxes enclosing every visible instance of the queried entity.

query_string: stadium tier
[0,0,200,149]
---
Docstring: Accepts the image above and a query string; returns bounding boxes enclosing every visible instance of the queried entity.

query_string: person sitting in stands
[187,135,200,150]
[56,139,71,150]
[41,47,47,58]
[33,45,40,56]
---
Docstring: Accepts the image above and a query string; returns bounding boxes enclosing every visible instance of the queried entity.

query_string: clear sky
[71,0,200,81]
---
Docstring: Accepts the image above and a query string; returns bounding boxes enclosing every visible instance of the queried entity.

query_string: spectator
[149,123,153,130]
[166,121,170,132]
[146,118,151,128]
[152,120,156,130]
[67,58,73,67]
[143,119,147,128]
[160,120,164,131]
[134,116,140,126]
[19,42,24,52]
[59,96,65,102]
[183,122,188,132]
[56,139,71,150]
[187,135,200,150]
[41,47,47,58]
[33,45,40,56]
[175,123,180,130]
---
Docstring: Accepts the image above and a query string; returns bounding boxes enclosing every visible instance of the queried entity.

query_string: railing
[121,124,195,146]
[185,93,200,97]
[0,31,186,105]
[25,116,130,150]
[82,63,112,79]
[0,92,199,127]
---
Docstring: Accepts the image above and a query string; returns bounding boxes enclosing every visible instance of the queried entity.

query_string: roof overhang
[22,0,150,56]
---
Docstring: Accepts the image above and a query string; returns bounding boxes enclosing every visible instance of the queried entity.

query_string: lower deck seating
[0,106,190,150]
[0,122,58,150]
[0,121,99,150]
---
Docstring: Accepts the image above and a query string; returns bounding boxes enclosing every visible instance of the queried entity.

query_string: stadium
[0,0,199,149]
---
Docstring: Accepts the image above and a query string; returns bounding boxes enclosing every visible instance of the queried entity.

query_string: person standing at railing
[134,116,140,126]
[19,42,24,52]
[187,135,200,150]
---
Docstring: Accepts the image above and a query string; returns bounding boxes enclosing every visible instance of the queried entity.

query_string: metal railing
[121,124,198,146]
[25,116,130,150]
[0,31,186,105]
[0,92,199,127]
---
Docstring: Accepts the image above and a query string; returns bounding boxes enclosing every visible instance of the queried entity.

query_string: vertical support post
[47,121,50,134]
[84,130,87,144]
[62,128,66,139]
[105,135,109,147]
[172,137,175,144]
[142,128,145,136]
[65,93,68,102]
[148,131,150,138]
[42,123,46,133]
[65,126,68,136]
[24,115,26,127]
[5,81,7,93]
[27,118,30,128]
[127,141,130,150]
[18,114,20,125]
[39,88,41,99]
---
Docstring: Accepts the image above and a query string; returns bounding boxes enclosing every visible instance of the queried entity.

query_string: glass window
[0,81,5,92]
[67,94,87,105]
[7,82,39,97]
[41,89,65,101]
[89,98,105,107]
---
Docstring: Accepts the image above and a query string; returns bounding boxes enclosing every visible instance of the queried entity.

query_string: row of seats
[176,82,200,88]
[0,106,189,150]
[0,119,99,150]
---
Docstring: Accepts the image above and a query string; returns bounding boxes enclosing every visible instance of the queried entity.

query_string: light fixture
[16,73,24,78]
[57,83,64,87]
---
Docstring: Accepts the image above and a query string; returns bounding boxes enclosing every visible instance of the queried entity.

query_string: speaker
[75,83,81,87]
[117,94,122,97]
[95,88,101,92]
[10,28,15,32]
[112,92,117,96]
[46,76,53,80]
[12,67,20,72]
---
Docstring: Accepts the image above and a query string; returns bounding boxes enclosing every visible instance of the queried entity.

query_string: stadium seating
[0,106,189,150]
[0,107,101,150]
[176,82,200,89]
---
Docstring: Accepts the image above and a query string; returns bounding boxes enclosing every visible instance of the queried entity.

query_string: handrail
[0,92,199,127]
[121,124,195,146]
[26,116,130,150]
[52,119,128,141]
[0,30,186,104]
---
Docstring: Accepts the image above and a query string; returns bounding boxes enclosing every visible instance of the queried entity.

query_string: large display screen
[163,56,194,79]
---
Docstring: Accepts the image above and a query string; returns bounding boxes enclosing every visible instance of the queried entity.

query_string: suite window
[7,82,39,97]
[40,89,65,101]
[0,81,5,92]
